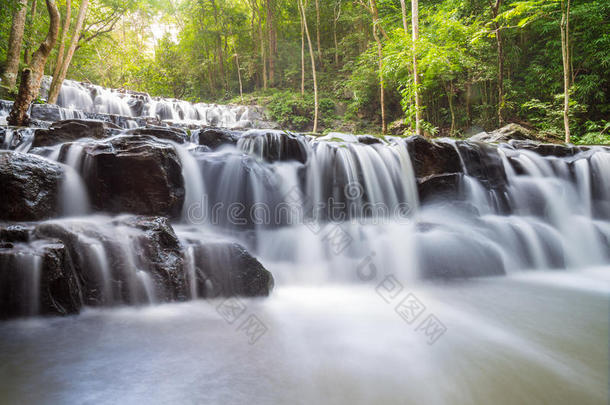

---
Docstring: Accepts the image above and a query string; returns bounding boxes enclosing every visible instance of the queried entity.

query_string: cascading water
[173,131,610,284]
[1,107,609,403]
[32,79,268,129]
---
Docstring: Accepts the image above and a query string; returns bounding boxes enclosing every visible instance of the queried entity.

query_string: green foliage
[266,90,336,131]
[572,120,610,145]
[2,0,608,140]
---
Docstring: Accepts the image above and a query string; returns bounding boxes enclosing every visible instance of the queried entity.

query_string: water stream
[0,92,609,402]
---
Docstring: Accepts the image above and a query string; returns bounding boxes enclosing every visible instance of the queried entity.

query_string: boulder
[469,123,535,143]
[0,238,81,319]
[0,223,33,243]
[126,126,188,144]
[405,136,462,179]
[32,119,120,148]
[79,135,185,217]
[418,173,463,204]
[417,230,506,278]
[29,104,64,122]
[194,127,240,149]
[357,134,383,145]
[111,215,186,300]
[186,240,274,297]
[455,141,508,190]
[35,215,187,305]
[238,130,309,163]
[0,151,63,221]
[508,139,581,157]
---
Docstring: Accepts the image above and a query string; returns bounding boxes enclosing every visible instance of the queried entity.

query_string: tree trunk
[8,0,60,126]
[300,9,305,95]
[49,0,71,99]
[235,53,243,102]
[299,0,318,133]
[561,0,571,143]
[315,0,323,66]
[446,81,455,135]
[266,0,276,85]
[259,11,267,90]
[24,0,39,65]
[488,0,504,126]
[465,79,472,126]
[333,1,341,67]
[48,0,89,104]
[496,28,504,125]
[369,0,386,134]
[412,0,422,135]
[2,0,29,88]
[399,0,409,36]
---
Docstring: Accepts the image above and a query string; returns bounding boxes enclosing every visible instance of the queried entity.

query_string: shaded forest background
[0,0,609,143]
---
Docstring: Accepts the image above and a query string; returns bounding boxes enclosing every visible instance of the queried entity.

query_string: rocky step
[0,216,274,319]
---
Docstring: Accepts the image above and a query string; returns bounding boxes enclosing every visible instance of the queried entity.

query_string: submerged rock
[238,130,309,163]
[0,151,63,221]
[35,215,187,305]
[357,134,383,145]
[79,135,185,217]
[32,119,119,148]
[0,237,81,319]
[0,215,275,318]
[417,230,506,278]
[185,239,274,297]
[418,173,463,204]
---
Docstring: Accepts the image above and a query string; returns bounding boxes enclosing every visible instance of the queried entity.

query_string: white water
[0,270,607,404]
[1,122,610,402]
[46,79,265,128]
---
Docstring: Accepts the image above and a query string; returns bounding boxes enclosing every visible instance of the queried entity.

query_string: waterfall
[40,79,267,129]
[175,132,610,283]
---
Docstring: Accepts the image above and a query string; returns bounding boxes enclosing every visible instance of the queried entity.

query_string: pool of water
[0,269,608,405]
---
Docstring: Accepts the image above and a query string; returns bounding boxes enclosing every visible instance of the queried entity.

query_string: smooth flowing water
[0,271,607,404]
[1,118,610,402]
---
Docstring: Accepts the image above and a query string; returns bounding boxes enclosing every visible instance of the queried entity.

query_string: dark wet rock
[470,123,535,143]
[112,215,186,301]
[127,98,145,116]
[455,141,507,190]
[35,215,187,306]
[187,241,274,297]
[0,239,81,319]
[357,134,383,145]
[418,173,463,204]
[508,140,581,157]
[32,119,119,148]
[29,103,64,122]
[406,136,462,179]
[0,223,34,242]
[194,127,240,149]
[0,151,63,221]
[126,126,188,144]
[239,130,309,163]
[80,135,185,217]
[0,127,35,150]
[418,230,506,278]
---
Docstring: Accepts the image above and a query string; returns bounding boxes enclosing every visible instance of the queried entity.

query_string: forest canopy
[1,0,609,142]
